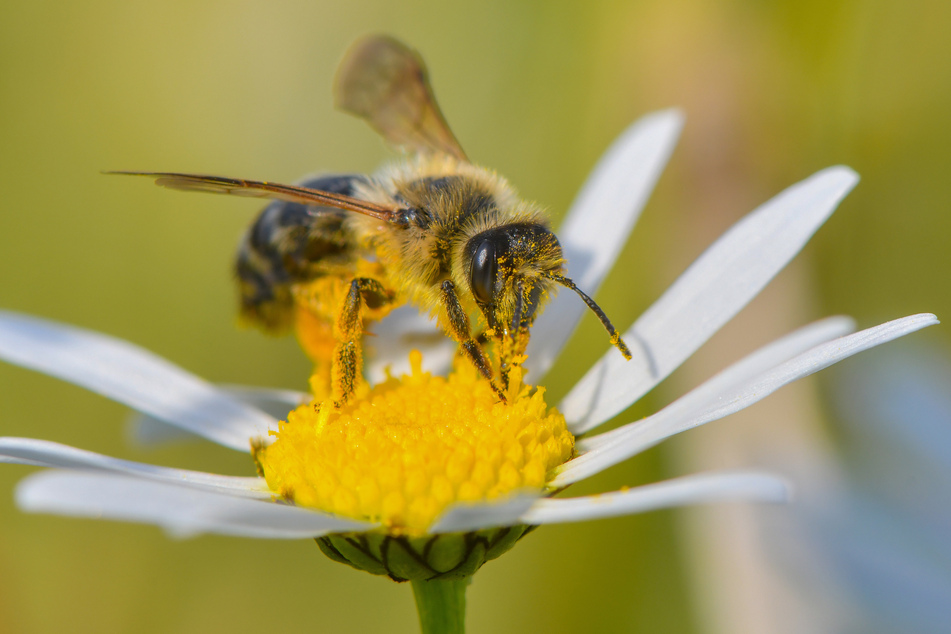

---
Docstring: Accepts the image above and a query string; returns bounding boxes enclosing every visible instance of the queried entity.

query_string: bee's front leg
[499,279,531,392]
[440,280,506,402]
[332,277,390,407]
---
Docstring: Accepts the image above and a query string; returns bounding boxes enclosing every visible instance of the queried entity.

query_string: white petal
[555,314,937,486]
[561,166,860,433]
[1,456,44,466]
[216,384,310,414]
[15,470,374,538]
[0,311,277,451]
[429,493,541,533]
[687,312,938,427]
[128,384,309,447]
[129,415,207,446]
[556,317,855,485]
[521,471,789,525]
[525,110,684,378]
[365,306,455,382]
[581,315,855,452]
[0,437,270,498]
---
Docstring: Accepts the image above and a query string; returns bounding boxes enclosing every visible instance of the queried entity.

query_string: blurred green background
[0,1,948,632]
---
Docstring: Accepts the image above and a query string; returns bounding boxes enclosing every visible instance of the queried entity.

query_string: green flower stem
[411,577,469,634]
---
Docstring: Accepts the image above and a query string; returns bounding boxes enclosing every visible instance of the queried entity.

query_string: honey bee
[116,35,631,405]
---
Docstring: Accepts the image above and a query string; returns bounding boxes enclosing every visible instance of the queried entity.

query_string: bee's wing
[334,35,468,162]
[110,172,399,221]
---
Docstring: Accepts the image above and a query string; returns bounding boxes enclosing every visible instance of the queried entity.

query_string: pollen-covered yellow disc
[257,352,574,534]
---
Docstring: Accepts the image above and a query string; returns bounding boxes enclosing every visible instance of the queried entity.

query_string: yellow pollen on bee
[292,259,395,400]
[256,351,574,534]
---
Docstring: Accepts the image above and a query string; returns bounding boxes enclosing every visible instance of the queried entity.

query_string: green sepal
[315,525,531,581]
[321,535,389,576]
[485,525,529,560]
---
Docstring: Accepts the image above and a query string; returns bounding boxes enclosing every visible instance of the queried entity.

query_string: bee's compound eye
[470,239,497,305]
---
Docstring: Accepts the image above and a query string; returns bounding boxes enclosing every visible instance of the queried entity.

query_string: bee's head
[464,223,563,334]
[464,223,633,360]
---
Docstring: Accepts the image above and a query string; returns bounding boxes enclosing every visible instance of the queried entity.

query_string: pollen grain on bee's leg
[330,281,365,407]
[329,277,393,407]
[292,263,396,402]
[332,340,361,408]
[498,329,530,395]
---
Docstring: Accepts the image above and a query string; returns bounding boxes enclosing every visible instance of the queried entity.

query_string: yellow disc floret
[256,351,574,535]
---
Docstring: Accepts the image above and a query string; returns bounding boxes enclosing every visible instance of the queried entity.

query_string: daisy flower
[0,110,936,632]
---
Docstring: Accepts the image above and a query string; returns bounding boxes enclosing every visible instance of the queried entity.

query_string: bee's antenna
[547,274,632,360]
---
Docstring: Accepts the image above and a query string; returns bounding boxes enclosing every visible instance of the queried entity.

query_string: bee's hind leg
[332,277,390,407]
[440,280,506,402]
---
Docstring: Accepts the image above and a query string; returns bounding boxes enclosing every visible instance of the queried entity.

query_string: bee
[116,35,631,405]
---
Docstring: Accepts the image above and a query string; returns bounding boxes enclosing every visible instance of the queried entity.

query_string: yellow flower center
[256,351,574,535]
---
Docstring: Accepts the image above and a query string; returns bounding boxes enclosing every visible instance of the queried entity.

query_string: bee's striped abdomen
[235,174,367,331]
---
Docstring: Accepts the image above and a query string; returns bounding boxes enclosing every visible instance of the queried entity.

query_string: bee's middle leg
[332,277,389,407]
[440,280,506,402]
